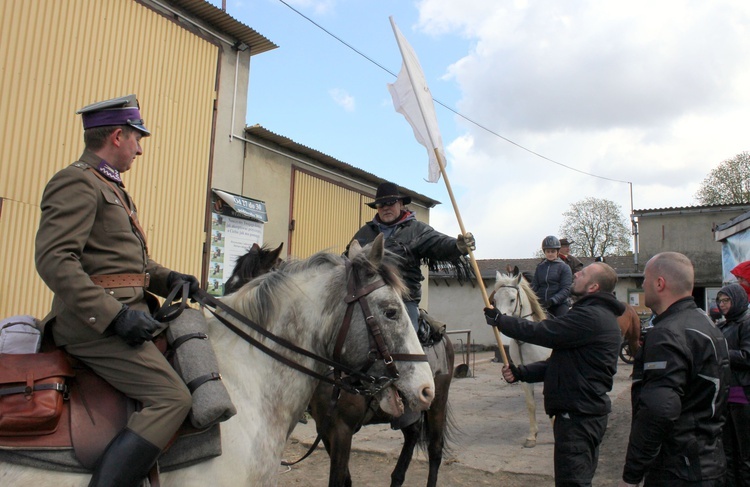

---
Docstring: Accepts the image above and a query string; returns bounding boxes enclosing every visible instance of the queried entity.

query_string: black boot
[89,428,161,487]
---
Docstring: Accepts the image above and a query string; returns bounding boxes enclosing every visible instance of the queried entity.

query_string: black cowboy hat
[366,182,412,209]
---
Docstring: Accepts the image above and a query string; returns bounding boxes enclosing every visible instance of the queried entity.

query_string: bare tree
[695,152,750,205]
[559,197,631,257]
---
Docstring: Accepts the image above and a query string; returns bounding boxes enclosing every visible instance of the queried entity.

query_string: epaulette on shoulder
[71,162,87,170]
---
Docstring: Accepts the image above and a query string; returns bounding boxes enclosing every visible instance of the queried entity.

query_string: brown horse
[309,334,454,487]
[617,303,641,361]
[226,243,455,487]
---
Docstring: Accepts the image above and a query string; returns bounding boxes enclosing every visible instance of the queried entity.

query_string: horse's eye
[385,309,398,320]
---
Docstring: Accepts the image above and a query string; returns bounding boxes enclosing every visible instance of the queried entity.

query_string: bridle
[488,282,539,366]
[168,257,427,398]
[331,259,427,394]
[489,284,536,321]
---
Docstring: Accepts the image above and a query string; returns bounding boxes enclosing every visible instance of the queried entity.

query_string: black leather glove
[456,232,476,254]
[110,305,159,346]
[504,363,525,383]
[484,307,503,326]
[167,271,200,299]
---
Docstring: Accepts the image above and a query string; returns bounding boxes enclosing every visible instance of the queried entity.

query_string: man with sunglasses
[346,182,473,428]
[347,182,475,337]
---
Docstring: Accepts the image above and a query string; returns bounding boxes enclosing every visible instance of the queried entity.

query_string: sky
[211,0,750,259]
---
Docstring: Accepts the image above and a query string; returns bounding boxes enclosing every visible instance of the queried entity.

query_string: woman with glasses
[717,283,750,486]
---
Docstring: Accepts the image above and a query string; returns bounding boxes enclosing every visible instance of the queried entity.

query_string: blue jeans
[404,300,420,333]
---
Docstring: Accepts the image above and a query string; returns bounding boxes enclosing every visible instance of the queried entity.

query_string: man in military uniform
[35,95,199,486]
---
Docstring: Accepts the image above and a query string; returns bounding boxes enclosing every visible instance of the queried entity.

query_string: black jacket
[622,297,730,484]
[531,258,572,307]
[348,212,464,302]
[717,284,750,389]
[496,292,625,416]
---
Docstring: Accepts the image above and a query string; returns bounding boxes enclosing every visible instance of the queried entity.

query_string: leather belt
[90,273,150,289]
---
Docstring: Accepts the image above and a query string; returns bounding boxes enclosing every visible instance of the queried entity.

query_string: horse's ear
[368,234,385,266]
[495,270,502,281]
[261,242,284,269]
[348,239,363,258]
[270,242,283,261]
[512,265,520,277]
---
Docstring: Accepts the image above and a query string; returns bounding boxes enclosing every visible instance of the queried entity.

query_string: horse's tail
[416,395,459,457]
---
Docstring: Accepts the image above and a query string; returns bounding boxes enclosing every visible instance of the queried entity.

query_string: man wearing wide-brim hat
[35,94,200,486]
[350,181,475,331]
[559,237,583,275]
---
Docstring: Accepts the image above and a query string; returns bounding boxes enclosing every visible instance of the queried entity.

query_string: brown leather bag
[0,349,74,436]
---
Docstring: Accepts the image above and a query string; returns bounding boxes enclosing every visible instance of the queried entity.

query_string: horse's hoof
[523,439,537,448]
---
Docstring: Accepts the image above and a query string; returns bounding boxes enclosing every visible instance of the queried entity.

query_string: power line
[276,0,631,185]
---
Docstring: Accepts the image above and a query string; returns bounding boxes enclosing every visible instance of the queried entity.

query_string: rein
[159,260,428,467]
[171,261,426,398]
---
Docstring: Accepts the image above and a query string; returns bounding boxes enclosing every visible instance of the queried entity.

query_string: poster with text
[209,212,264,296]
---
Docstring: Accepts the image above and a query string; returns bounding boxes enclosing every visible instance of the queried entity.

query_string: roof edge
[243,124,442,208]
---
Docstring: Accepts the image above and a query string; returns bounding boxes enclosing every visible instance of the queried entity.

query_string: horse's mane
[222,247,408,330]
[495,272,547,322]
[222,252,339,328]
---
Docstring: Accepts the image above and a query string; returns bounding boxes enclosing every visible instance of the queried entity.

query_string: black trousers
[724,402,750,487]
[553,412,608,487]
[644,469,725,487]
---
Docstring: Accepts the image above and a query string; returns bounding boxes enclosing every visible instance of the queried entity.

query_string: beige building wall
[0,0,274,319]
[635,205,750,284]
[239,127,437,305]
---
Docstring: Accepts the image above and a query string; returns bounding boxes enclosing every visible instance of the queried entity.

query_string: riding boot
[88,428,162,487]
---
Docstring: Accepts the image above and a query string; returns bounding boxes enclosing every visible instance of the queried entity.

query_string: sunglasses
[375,199,399,209]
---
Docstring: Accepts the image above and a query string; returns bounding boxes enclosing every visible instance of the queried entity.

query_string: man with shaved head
[485,261,624,486]
[619,252,730,487]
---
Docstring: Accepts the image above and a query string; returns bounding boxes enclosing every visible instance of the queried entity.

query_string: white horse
[1,236,435,486]
[490,271,551,448]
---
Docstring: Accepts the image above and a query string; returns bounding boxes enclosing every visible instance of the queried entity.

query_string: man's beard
[570,281,584,298]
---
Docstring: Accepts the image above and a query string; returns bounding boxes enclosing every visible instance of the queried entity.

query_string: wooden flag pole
[433,148,509,366]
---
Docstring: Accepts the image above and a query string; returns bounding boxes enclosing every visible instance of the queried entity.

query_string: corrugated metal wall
[0,0,218,318]
[290,170,375,258]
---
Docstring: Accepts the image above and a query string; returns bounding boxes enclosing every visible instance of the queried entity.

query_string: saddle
[417,308,446,347]
[0,335,223,473]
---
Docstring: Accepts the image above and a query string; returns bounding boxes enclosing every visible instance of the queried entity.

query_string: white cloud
[329,88,355,112]
[412,0,750,258]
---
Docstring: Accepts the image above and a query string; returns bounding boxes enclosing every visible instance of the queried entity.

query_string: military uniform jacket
[35,150,172,346]
[622,297,730,484]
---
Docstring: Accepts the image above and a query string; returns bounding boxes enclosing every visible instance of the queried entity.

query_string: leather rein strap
[188,257,426,396]
[334,260,427,382]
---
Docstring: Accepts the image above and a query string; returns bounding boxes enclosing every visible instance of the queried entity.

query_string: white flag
[387,17,444,183]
